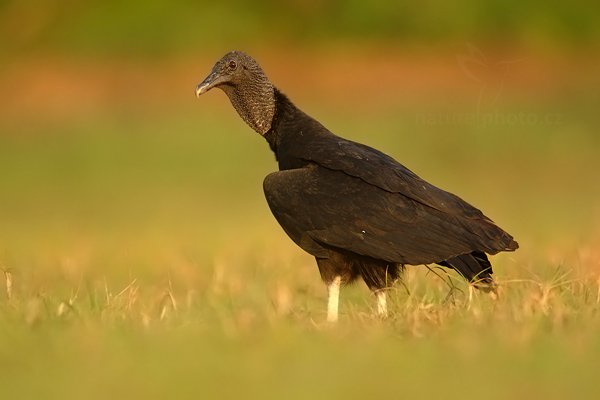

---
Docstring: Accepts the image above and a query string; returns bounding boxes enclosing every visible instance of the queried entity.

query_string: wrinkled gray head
[196,51,275,135]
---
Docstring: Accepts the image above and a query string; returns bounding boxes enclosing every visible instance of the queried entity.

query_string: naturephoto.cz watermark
[416,111,563,127]
[416,45,563,127]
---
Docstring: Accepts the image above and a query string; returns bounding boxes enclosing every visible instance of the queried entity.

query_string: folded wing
[263,164,517,265]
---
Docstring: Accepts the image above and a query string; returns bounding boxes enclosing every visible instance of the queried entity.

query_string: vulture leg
[327,276,341,322]
[358,261,403,318]
[316,253,360,322]
[375,291,387,317]
[317,253,403,320]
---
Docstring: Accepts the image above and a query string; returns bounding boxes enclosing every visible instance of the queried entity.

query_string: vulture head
[196,51,276,135]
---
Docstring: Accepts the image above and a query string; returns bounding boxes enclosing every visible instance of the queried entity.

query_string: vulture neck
[264,89,299,154]
[221,79,276,135]
[264,89,332,171]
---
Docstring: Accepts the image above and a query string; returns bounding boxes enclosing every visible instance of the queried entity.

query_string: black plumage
[196,51,518,321]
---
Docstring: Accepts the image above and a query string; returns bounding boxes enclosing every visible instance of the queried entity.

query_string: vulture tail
[438,251,497,292]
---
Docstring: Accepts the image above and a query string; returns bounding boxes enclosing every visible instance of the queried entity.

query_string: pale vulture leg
[376,291,388,317]
[327,276,342,322]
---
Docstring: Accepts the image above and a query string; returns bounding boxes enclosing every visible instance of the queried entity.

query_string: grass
[1,259,599,399]
[1,62,599,399]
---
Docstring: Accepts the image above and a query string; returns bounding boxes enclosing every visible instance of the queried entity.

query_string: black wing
[263,164,517,265]
[286,131,492,219]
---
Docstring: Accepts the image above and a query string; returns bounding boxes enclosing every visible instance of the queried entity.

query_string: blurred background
[1,1,600,399]
[1,0,599,282]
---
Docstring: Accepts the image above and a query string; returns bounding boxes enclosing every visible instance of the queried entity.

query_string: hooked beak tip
[195,83,209,98]
[196,70,224,98]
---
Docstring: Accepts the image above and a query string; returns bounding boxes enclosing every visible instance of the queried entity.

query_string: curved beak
[195,71,224,97]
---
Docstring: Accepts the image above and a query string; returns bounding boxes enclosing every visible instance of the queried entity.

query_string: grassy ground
[0,54,599,399]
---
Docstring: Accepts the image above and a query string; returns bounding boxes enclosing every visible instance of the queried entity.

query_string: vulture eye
[228,60,237,70]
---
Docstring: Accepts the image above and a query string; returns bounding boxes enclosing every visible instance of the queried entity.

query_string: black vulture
[195,51,518,322]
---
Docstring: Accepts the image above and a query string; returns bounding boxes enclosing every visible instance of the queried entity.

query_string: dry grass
[0,242,599,399]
